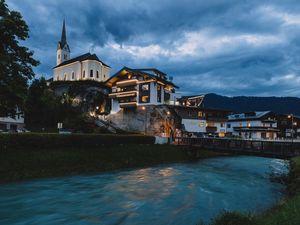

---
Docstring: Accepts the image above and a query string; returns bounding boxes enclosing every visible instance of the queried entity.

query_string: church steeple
[56,19,70,65]
[60,19,67,47]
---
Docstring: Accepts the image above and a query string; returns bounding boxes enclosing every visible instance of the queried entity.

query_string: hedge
[0,133,155,150]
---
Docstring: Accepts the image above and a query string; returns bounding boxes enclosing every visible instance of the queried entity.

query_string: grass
[0,144,222,183]
[205,156,300,225]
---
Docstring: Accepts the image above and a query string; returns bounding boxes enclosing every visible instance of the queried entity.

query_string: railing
[174,137,300,158]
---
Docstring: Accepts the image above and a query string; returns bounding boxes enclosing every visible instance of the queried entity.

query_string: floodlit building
[53,20,110,82]
[106,67,181,113]
[227,111,279,139]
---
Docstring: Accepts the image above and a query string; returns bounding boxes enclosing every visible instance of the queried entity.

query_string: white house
[106,67,181,113]
[53,20,110,82]
[227,111,279,139]
[0,110,24,131]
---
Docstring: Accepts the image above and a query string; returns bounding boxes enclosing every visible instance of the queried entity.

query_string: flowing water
[0,156,288,225]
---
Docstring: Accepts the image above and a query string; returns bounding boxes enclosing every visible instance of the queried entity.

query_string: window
[72,72,75,79]
[96,71,99,78]
[198,111,203,117]
[142,84,149,91]
[64,73,67,80]
[141,96,149,103]
[64,54,67,60]
[239,123,242,127]
[58,54,60,59]
[104,75,106,79]
[90,70,93,78]
[220,123,225,127]
[247,122,251,127]
[227,124,231,128]
[83,71,86,78]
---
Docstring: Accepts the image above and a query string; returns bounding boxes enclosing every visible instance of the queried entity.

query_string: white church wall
[54,62,81,81]
[102,66,110,81]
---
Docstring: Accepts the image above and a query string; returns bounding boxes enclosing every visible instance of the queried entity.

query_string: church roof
[106,66,178,88]
[53,53,111,69]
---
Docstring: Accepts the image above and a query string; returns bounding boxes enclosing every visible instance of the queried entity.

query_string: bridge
[174,137,300,159]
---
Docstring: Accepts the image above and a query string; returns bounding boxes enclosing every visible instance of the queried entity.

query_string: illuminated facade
[106,67,181,113]
[227,111,279,139]
[53,20,110,82]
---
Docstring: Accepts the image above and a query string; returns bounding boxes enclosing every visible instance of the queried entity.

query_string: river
[0,156,288,225]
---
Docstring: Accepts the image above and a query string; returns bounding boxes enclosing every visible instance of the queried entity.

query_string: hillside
[202,93,300,115]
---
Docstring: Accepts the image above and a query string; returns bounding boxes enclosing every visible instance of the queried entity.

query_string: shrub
[0,133,155,150]
[210,211,253,225]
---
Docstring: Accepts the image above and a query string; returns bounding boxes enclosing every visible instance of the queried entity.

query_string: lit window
[96,71,99,78]
[141,96,149,102]
[90,70,93,78]
[142,84,149,91]
[198,111,203,117]
[247,122,251,127]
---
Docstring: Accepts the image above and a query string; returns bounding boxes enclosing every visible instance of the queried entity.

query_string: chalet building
[227,111,279,139]
[170,106,229,137]
[178,95,205,107]
[53,20,110,82]
[276,114,300,138]
[106,67,181,113]
[0,110,24,131]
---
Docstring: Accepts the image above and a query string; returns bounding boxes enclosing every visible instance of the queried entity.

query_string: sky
[6,0,300,97]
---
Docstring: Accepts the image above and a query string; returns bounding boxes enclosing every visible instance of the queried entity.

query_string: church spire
[60,19,67,47]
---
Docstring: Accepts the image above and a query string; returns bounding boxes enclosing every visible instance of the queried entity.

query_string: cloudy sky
[7,0,300,97]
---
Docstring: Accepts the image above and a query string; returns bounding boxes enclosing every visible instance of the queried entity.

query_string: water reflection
[0,156,288,225]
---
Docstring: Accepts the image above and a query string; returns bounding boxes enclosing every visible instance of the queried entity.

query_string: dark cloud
[7,0,300,97]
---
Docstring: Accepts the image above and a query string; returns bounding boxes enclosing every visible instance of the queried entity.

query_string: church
[53,20,110,82]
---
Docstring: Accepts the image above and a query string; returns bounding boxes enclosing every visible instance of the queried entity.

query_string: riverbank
[0,142,224,183]
[207,156,300,225]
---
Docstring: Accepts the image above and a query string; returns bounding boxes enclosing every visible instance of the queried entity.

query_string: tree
[0,0,39,117]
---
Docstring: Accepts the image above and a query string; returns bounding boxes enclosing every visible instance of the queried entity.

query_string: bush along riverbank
[203,156,300,225]
[0,134,224,183]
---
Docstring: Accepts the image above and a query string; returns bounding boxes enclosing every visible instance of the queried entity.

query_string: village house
[106,67,181,113]
[227,111,279,139]
[0,109,25,132]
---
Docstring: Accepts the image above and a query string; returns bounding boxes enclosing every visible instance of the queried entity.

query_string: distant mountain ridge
[202,93,300,115]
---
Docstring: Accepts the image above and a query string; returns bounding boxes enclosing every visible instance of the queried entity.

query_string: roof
[106,67,178,88]
[228,111,272,121]
[53,53,110,69]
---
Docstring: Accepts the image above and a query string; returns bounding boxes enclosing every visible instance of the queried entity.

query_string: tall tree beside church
[0,0,39,117]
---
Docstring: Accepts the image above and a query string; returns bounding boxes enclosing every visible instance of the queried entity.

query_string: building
[170,106,229,137]
[227,111,279,139]
[276,114,300,139]
[0,110,25,131]
[106,67,181,113]
[53,20,110,82]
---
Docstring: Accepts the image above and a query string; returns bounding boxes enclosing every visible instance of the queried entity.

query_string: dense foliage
[0,133,155,151]
[25,78,95,132]
[0,0,39,116]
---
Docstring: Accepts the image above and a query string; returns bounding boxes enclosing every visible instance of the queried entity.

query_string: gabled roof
[53,53,110,69]
[228,111,272,121]
[106,66,178,88]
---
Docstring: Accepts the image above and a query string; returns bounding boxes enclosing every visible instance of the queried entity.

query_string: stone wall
[107,105,177,136]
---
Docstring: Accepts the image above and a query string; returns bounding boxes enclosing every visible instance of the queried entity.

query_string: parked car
[16,128,30,133]
[59,129,72,134]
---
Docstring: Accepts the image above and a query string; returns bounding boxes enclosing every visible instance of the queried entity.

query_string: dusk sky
[7,0,300,97]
